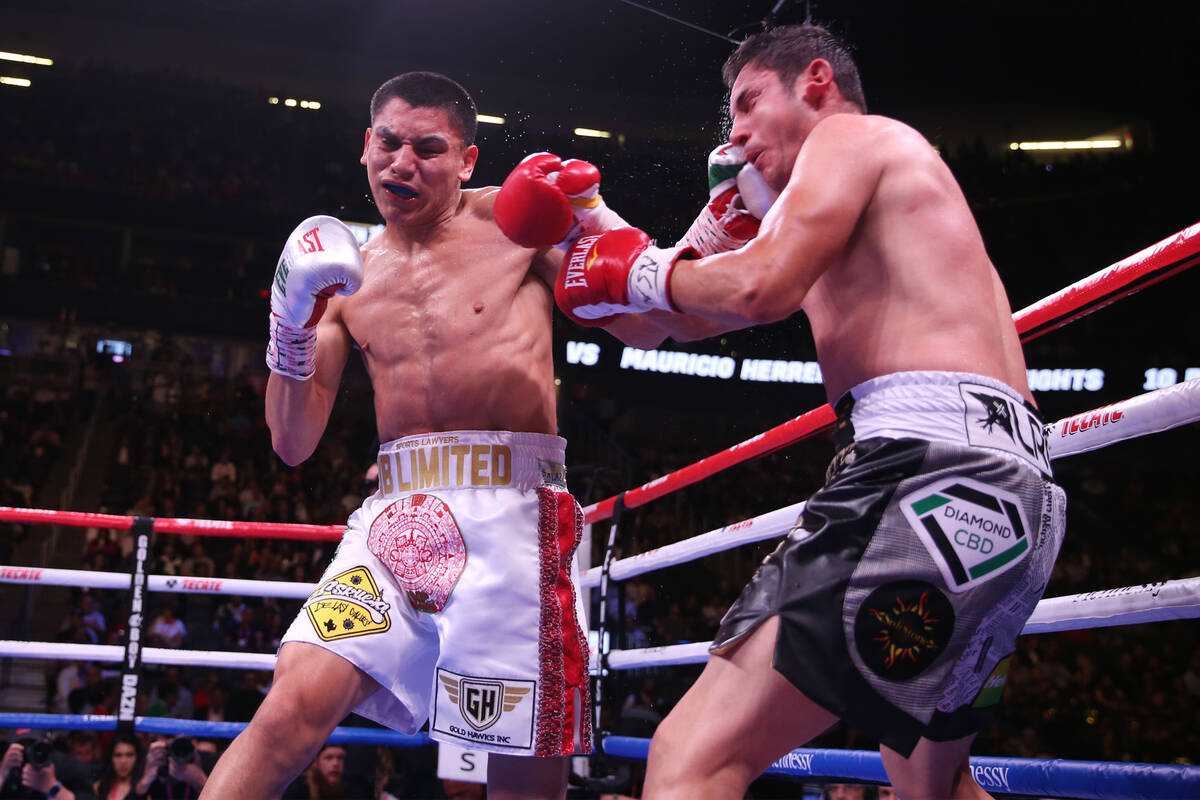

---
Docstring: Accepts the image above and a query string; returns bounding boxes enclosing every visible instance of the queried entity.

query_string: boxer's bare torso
[796,115,1032,405]
[265,96,582,466]
[332,188,557,440]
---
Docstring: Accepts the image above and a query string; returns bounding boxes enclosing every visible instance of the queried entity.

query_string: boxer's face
[362,97,478,226]
[728,63,809,192]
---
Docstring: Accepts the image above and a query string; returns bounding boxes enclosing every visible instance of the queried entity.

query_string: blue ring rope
[6,716,1197,798]
[0,713,431,747]
[603,736,1200,800]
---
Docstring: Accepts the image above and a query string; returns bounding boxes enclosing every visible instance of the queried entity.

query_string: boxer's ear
[800,58,835,104]
[459,144,479,182]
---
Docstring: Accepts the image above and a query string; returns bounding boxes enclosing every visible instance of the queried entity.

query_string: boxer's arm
[600,311,736,345]
[265,306,352,465]
[669,116,881,326]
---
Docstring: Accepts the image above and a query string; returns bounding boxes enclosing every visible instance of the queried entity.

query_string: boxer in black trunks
[552,24,1066,800]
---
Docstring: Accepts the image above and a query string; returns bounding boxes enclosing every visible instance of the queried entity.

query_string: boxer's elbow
[268,422,320,466]
[272,436,314,467]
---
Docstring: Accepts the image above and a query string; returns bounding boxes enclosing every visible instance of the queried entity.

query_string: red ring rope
[0,507,343,541]
[582,221,1200,524]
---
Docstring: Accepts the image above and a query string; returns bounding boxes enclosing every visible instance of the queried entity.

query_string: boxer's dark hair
[723,24,866,112]
[370,71,478,147]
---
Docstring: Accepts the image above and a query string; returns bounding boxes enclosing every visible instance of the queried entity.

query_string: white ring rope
[1023,578,1200,633]
[581,379,1200,588]
[0,566,315,599]
[580,502,805,589]
[1,575,1195,673]
[1046,376,1200,459]
[0,641,275,671]
[597,577,1200,672]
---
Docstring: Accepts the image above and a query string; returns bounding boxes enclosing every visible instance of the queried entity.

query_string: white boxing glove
[677,143,779,257]
[265,215,363,380]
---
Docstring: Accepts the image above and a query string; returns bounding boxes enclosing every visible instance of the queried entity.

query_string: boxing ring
[1,222,1199,798]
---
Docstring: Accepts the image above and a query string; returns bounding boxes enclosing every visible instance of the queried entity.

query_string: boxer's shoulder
[808,114,927,159]
[462,185,501,219]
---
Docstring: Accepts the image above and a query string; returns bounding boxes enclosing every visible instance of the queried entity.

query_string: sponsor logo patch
[538,459,567,489]
[433,668,535,750]
[901,476,1032,593]
[854,580,955,680]
[971,654,1013,708]
[959,382,1051,475]
[367,494,466,612]
[304,566,391,641]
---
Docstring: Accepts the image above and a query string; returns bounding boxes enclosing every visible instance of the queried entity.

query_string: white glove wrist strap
[554,197,631,253]
[266,314,317,380]
[626,246,684,313]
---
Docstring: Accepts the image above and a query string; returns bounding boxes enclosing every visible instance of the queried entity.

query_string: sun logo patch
[854,580,955,681]
[304,566,392,641]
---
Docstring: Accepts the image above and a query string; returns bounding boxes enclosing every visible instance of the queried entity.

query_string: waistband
[375,430,567,498]
[834,371,1052,477]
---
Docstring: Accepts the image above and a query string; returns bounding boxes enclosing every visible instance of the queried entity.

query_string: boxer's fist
[495,152,628,250]
[270,215,363,328]
[678,144,779,256]
[495,153,575,248]
[266,215,363,380]
[556,228,696,326]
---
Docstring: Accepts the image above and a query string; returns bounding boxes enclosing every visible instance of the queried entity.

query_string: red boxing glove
[495,152,627,249]
[494,153,576,248]
[555,227,696,326]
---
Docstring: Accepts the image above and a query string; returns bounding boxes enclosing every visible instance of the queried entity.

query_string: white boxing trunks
[280,430,591,757]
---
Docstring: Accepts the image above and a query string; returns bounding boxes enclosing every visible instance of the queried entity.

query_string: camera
[2,737,56,796]
[22,741,52,770]
[156,736,196,782]
[168,737,194,764]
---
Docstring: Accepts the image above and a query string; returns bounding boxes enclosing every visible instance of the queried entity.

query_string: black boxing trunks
[711,371,1066,757]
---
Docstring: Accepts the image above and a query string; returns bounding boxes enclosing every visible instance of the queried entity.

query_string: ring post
[117,516,154,736]
[593,492,628,753]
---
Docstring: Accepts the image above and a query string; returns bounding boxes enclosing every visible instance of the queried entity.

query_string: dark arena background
[1,1,1198,798]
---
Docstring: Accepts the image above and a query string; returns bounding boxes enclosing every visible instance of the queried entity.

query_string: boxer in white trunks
[551,24,1067,800]
[199,71,692,800]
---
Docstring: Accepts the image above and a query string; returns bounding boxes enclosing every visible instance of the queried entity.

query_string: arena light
[0,76,31,88]
[0,51,53,66]
[476,113,505,125]
[275,97,320,110]
[574,127,612,139]
[1009,139,1123,151]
